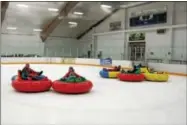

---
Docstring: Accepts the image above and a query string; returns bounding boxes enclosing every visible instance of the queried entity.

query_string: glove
[38,71,43,75]
[11,75,17,81]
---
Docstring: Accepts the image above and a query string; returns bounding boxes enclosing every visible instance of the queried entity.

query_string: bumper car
[11,70,52,92]
[140,67,169,82]
[52,76,93,94]
[99,68,120,78]
[118,69,144,82]
[118,73,144,82]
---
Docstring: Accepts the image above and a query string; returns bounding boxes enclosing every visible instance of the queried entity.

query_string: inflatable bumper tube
[140,67,153,74]
[100,70,120,78]
[52,80,93,94]
[140,67,169,82]
[143,73,169,82]
[11,75,52,92]
[118,73,144,82]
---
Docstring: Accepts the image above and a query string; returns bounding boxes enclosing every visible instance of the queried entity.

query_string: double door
[128,42,145,61]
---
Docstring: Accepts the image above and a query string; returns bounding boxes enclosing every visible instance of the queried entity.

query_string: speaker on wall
[157,29,166,34]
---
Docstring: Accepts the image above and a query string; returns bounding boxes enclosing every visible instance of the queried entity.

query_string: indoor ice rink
[1,1,187,125]
[1,64,187,125]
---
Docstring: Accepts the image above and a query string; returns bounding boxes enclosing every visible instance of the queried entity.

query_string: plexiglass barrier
[1,46,186,65]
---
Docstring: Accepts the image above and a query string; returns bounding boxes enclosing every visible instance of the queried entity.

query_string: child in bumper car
[121,65,140,74]
[60,67,86,82]
[21,63,45,80]
[103,65,121,72]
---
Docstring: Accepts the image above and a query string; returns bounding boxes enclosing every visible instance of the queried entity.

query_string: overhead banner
[100,58,112,66]
[130,12,167,27]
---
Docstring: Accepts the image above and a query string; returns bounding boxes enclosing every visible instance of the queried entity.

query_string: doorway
[128,42,146,61]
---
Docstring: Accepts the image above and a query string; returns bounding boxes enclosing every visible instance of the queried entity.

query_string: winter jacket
[21,67,38,77]
[63,71,80,78]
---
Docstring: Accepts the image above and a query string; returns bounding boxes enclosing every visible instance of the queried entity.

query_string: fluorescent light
[68,22,77,25]
[48,8,59,12]
[101,4,112,9]
[33,29,42,32]
[7,27,17,30]
[16,4,28,8]
[73,11,84,15]
[69,24,77,28]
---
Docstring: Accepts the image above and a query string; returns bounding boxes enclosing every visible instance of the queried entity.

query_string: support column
[170,2,176,61]
[124,7,129,60]
[92,27,97,58]
[1,2,9,24]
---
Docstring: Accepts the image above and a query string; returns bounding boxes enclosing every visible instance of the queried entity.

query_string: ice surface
[1,64,186,125]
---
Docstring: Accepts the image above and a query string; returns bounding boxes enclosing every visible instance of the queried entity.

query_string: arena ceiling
[1,2,147,42]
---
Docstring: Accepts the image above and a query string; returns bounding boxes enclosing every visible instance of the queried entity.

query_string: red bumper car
[11,71,52,93]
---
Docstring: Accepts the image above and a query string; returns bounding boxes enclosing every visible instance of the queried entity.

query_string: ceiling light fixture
[101,4,112,9]
[16,4,28,8]
[73,11,84,15]
[69,25,77,28]
[68,22,77,25]
[33,29,42,32]
[48,8,59,12]
[7,27,17,30]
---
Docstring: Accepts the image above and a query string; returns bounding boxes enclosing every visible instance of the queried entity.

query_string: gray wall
[44,37,80,57]
[80,2,187,61]
[1,34,81,57]
[172,27,187,61]
[96,33,125,60]
[174,2,187,25]
[80,9,126,59]
[145,29,172,60]
[1,34,44,56]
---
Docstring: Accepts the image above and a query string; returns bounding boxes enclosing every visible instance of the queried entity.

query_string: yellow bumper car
[140,67,169,82]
